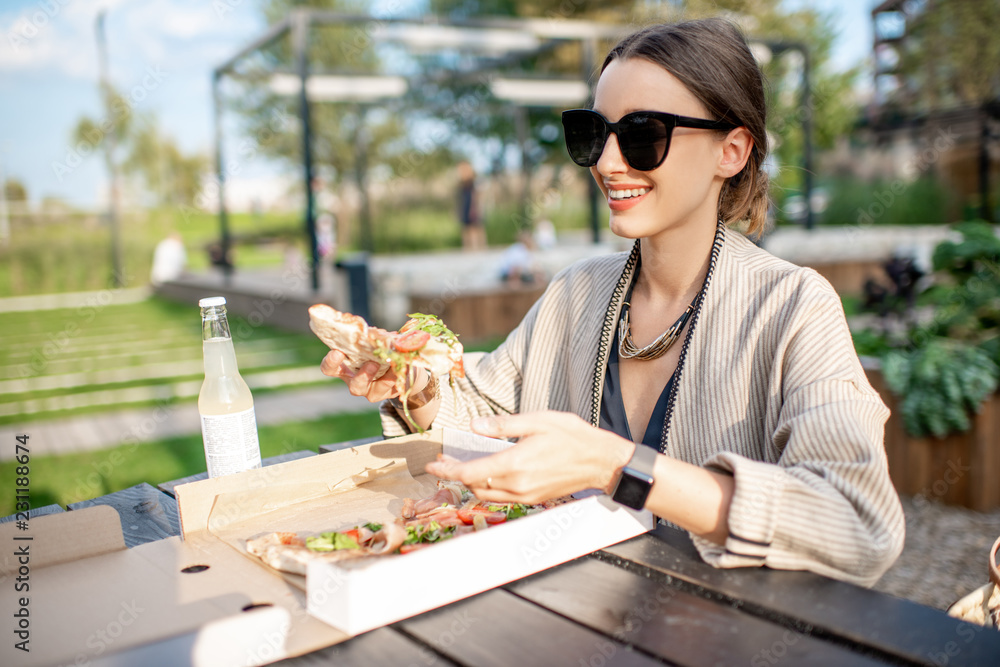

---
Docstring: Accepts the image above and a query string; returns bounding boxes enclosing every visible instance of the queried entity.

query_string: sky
[0,0,878,210]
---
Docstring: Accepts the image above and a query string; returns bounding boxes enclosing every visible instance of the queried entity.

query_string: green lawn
[1,295,332,424]
[0,192,593,298]
[0,410,383,517]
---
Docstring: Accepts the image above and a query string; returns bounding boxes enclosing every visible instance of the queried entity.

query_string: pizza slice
[309,305,464,424]
[244,482,568,573]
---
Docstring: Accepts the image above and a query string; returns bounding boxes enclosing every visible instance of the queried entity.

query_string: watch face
[614,468,653,510]
[615,478,650,509]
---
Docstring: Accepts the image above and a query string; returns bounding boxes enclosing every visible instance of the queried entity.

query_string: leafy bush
[881,340,998,438]
[863,220,1000,438]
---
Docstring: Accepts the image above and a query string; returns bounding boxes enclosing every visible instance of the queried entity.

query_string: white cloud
[0,0,262,79]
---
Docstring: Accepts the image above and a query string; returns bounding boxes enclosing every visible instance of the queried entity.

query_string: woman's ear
[717,127,753,178]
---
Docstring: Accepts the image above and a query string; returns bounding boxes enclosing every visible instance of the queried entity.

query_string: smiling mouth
[608,187,650,200]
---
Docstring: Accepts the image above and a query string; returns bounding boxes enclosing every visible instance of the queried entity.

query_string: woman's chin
[608,215,650,240]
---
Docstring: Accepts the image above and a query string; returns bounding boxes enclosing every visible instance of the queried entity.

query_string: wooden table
[7,446,1000,666]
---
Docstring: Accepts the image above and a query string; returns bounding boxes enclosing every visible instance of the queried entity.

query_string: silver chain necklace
[617,299,695,361]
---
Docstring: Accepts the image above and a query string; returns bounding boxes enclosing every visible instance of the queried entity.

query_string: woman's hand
[424,411,634,504]
[320,349,430,403]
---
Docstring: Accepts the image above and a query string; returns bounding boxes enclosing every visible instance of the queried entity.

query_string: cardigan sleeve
[379,293,541,437]
[691,272,905,587]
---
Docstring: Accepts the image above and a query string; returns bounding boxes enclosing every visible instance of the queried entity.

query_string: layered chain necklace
[617,296,696,361]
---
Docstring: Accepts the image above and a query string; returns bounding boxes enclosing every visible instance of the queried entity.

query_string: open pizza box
[0,428,650,667]
[0,504,302,667]
[175,427,654,638]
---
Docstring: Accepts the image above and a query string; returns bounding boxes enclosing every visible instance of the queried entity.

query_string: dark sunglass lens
[619,114,669,170]
[563,112,606,167]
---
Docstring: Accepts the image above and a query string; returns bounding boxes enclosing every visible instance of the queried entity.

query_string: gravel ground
[873,495,1000,610]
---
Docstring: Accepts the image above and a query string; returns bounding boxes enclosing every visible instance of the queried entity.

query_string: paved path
[0,383,375,461]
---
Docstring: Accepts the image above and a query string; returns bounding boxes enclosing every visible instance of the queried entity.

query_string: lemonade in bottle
[198,296,261,477]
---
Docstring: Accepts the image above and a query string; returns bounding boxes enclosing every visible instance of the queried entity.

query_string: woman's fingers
[470,412,559,439]
[321,350,404,403]
[320,349,349,377]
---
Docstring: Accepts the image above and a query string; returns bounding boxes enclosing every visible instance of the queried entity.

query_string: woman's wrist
[392,370,439,410]
[599,433,637,495]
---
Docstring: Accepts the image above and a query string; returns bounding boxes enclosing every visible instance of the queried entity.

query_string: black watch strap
[611,444,657,510]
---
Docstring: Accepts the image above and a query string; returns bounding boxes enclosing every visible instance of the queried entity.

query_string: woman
[321,18,904,586]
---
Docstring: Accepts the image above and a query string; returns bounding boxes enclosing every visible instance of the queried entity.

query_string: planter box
[865,364,1000,510]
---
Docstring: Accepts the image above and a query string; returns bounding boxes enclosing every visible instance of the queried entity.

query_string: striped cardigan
[382,227,905,586]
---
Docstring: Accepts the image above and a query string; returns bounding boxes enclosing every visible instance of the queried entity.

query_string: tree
[73,102,207,207]
[892,0,1000,113]
[3,179,27,203]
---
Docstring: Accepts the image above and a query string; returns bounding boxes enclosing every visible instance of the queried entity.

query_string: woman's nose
[594,132,628,175]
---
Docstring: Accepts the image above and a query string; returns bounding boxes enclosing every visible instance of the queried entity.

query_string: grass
[0,410,383,517]
[0,295,332,424]
[1,186,594,298]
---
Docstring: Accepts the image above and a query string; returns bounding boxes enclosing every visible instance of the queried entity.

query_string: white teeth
[609,188,649,200]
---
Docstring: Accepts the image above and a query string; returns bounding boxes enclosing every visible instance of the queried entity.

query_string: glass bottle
[198,296,261,477]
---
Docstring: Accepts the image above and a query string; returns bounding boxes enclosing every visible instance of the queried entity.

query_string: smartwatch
[611,444,657,510]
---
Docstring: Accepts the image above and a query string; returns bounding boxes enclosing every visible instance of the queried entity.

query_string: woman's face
[590,57,726,241]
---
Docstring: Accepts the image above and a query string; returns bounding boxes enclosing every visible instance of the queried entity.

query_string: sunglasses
[561,109,737,171]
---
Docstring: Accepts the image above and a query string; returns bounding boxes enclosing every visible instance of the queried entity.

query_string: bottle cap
[199,296,227,307]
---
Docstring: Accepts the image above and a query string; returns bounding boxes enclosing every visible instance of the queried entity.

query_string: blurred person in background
[150,231,187,285]
[457,160,485,251]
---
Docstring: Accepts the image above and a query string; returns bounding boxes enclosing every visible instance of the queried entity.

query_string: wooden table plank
[157,450,318,497]
[507,555,894,667]
[275,627,457,666]
[396,588,665,667]
[67,483,180,548]
[319,435,384,454]
[0,503,64,524]
[601,526,1000,667]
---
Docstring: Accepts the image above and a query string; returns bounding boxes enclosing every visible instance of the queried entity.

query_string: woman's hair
[602,18,770,236]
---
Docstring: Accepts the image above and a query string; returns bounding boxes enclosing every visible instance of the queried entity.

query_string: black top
[599,323,674,451]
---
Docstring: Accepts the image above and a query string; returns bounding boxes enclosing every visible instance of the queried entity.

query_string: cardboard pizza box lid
[0,505,313,666]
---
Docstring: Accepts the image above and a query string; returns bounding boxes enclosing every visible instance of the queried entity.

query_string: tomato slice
[457,508,506,525]
[393,329,431,352]
[340,528,361,543]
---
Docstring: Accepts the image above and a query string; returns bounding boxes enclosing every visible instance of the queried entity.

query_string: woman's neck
[636,219,718,304]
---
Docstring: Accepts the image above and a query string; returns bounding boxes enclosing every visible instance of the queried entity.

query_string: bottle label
[200,407,262,478]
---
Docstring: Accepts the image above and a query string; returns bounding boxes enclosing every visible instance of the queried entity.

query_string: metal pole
[293,9,319,291]
[212,73,233,286]
[354,106,374,254]
[800,46,815,230]
[95,11,124,288]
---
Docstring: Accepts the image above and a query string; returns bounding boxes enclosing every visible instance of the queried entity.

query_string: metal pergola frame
[211,10,624,290]
[211,11,815,290]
